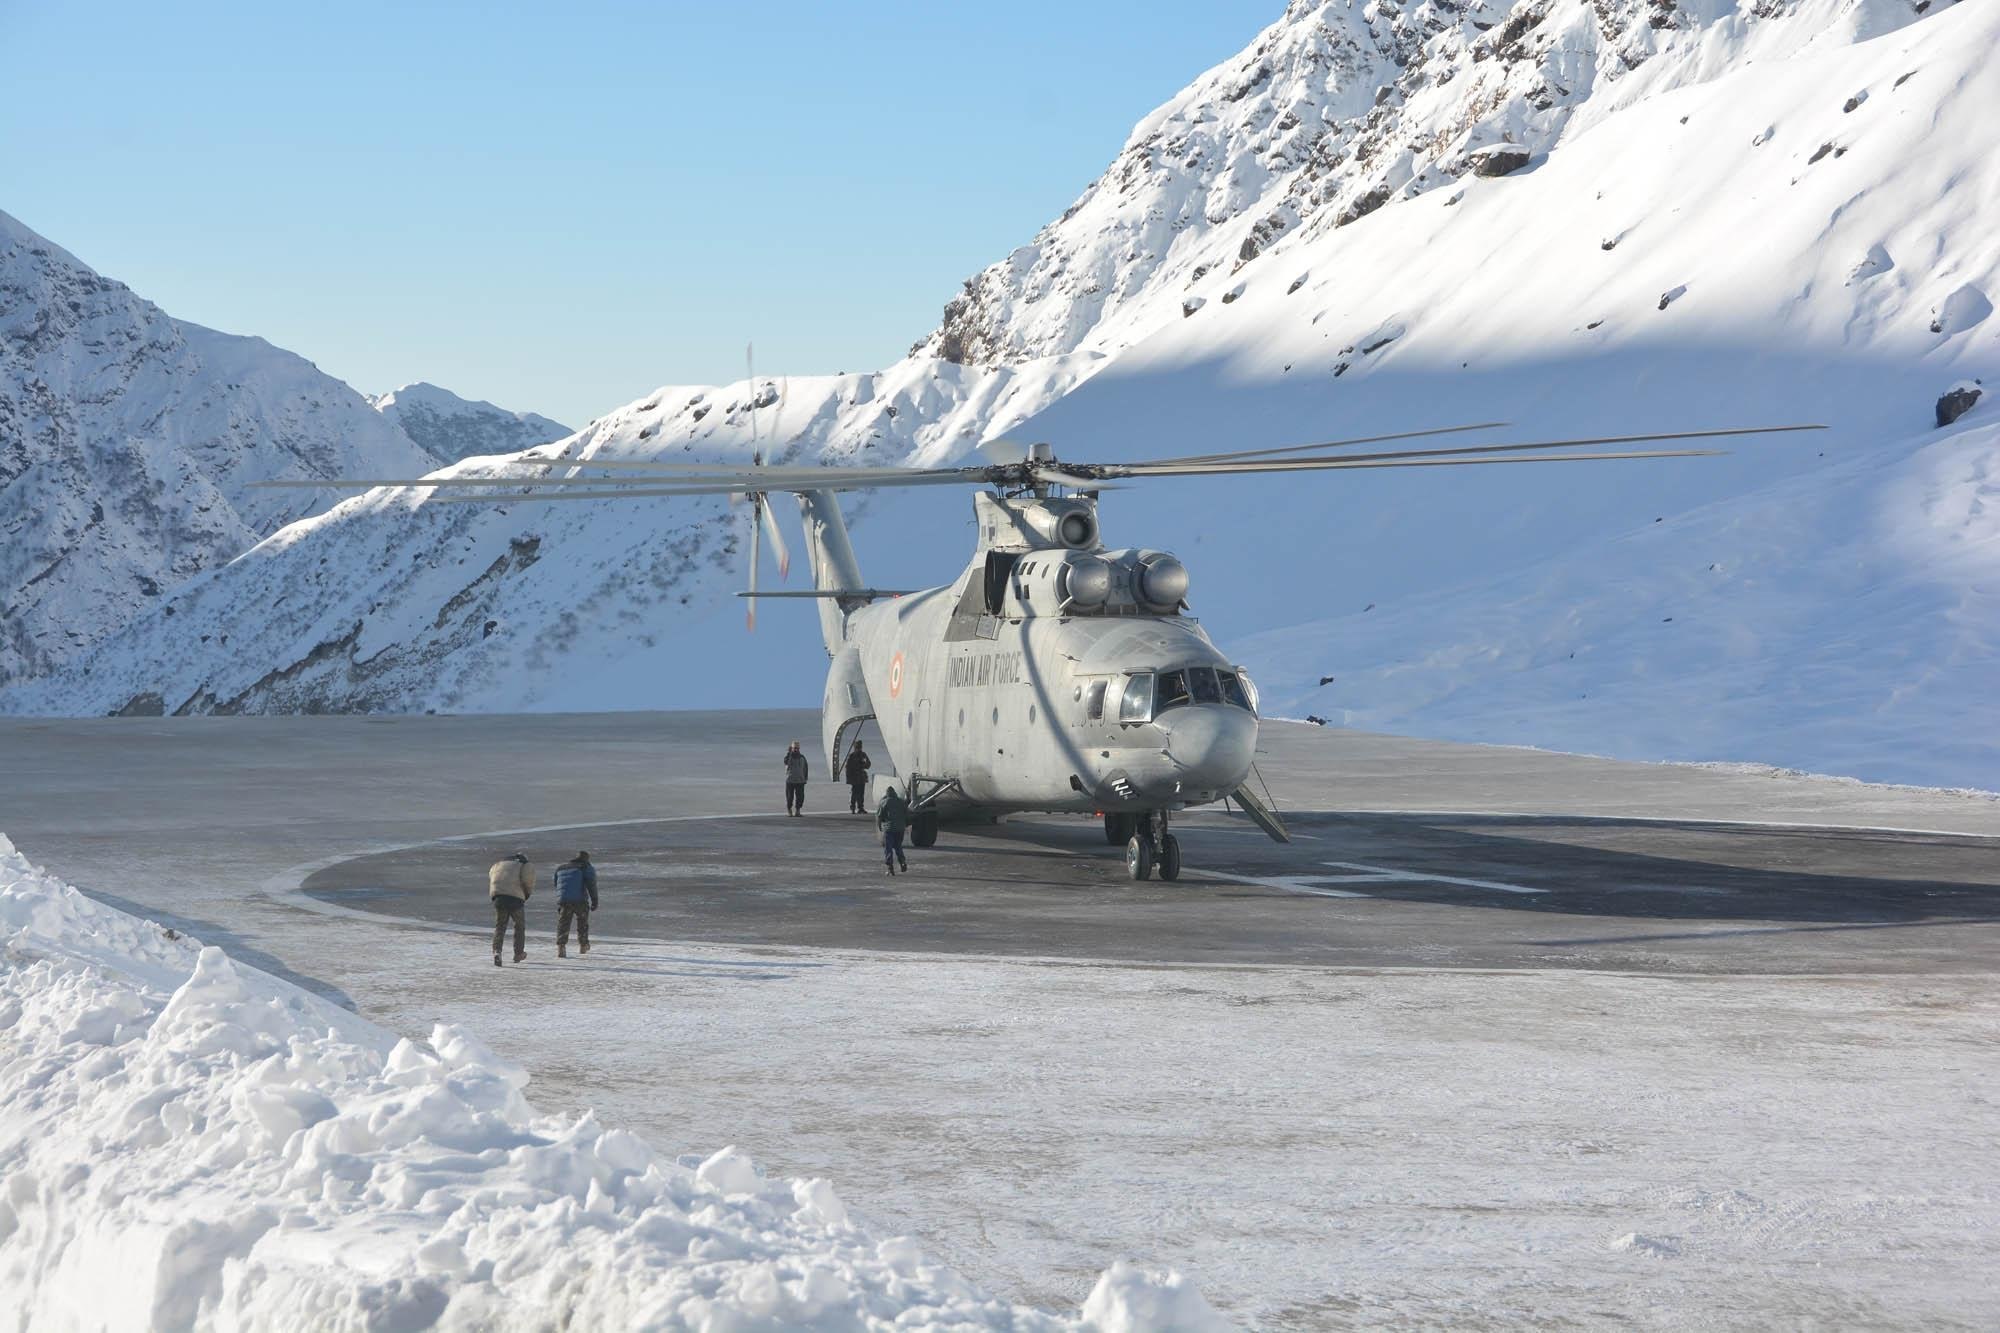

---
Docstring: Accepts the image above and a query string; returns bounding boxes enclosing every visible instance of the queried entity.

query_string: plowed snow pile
[0,835,1221,1332]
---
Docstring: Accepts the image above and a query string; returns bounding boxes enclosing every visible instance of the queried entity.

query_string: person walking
[488,852,533,966]
[876,785,910,875]
[784,740,809,816]
[843,740,872,814]
[553,850,599,959]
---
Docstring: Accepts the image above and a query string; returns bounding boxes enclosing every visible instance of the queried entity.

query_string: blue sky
[2,1,1271,426]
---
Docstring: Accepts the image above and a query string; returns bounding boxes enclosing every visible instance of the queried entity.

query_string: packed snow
[0,832,1223,1331]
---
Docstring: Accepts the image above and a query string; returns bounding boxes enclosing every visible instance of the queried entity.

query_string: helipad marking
[1189,857,1546,899]
[1320,859,1547,896]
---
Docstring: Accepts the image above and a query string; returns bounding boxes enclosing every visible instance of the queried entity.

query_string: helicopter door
[983,551,1020,615]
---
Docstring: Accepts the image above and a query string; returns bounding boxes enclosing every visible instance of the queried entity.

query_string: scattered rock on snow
[1658,285,1688,311]
[1221,283,1246,305]
[1182,297,1207,318]
[1807,141,1836,164]
[1468,145,1532,177]
[1847,243,1894,284]
[1843,90,1869,112]
[1929,283,1993,336]
[1936,383,1982,428]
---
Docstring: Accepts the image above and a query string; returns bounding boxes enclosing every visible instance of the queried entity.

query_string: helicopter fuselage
[813,491,1261,825]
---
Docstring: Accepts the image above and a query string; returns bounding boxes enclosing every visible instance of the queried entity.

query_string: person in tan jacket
[489,852,533,966]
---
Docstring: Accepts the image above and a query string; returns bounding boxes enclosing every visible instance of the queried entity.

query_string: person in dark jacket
[488,852,532,966]
[876,786,910,875]
[553,850,599,958]
[843,741,872,814]
[784,741,809,815]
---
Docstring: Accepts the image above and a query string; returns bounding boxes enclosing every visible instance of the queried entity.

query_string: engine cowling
[1138,555,1188,611]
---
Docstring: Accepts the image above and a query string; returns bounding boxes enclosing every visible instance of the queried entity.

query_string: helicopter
[258,418,1821,880]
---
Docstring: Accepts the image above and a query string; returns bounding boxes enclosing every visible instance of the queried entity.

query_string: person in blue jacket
[553,851,599,958]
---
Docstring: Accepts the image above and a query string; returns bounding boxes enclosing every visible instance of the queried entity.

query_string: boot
[493,954,502,967]
[580,941,590,955]
[514,952,526,963]
[884,863,895,876]
[558,946,566,958]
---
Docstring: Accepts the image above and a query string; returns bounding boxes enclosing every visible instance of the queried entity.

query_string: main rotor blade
[1108,424,1823,478]
[1149,421,1509,466]
[427,448,1729,505]
[425,471,998,502]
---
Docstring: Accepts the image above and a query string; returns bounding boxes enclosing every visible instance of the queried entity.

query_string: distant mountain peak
[369,381,571,463]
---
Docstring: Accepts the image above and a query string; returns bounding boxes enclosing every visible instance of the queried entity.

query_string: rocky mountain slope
[0,211,438,687]
[370,382,570,463]
[915,0,1945,365]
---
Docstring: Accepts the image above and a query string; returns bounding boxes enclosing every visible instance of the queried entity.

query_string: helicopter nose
[1154,705,1257,792]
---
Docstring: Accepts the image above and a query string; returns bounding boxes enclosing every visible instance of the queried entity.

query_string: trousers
[557,902,590,952]
[882,828,906,868]
[492,899,525,959]
[849,781,867,812]
[786,781,806,813]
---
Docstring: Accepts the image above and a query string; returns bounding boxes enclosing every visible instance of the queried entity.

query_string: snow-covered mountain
[0,210,439,688]
[370,382,570,463]
[914,0,1948,365]
[6,0,1995,789]
[0,356,1094,716]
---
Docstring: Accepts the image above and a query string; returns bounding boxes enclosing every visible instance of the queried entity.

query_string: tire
[1104,812,1134,845]
[1125,833,1155,881]
[1157,834,1182,881]
[911,811,939,848]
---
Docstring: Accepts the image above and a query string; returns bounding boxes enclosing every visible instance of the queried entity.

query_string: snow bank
[0,834,1225,1331]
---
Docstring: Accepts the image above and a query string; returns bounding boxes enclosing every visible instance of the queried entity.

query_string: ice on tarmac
[0,834,1224,1331]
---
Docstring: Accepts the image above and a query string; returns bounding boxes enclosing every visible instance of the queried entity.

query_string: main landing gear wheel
[911,811,939,848]
[1157,834,1182,881]
[1104,812,1135,845]
[1125,833,1156,881]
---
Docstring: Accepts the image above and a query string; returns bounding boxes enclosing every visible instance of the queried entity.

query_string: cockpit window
[1218,670,1251,711]
[1118,667,1257,721]
[1086,680,1107,721]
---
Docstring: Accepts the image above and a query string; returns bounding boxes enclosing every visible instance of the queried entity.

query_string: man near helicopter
[843,740,872,814]
[783,740,809,815]
[876,785,910,875]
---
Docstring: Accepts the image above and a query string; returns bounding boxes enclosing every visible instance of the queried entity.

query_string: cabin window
[1118,673,1155,723]
[1189,667,1222,705]
[1156,670,1192,711]
[1085,680,1107,721]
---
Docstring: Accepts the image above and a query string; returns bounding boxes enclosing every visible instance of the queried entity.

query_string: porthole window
[906,712,912,728]
[991,708,999,724]
[1029,705,1037,724]
[958,709,965,726]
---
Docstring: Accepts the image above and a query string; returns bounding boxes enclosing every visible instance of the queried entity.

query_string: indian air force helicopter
[264,418,1821,880]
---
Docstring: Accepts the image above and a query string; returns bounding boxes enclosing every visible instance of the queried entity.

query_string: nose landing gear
[1114,810,1181,882]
